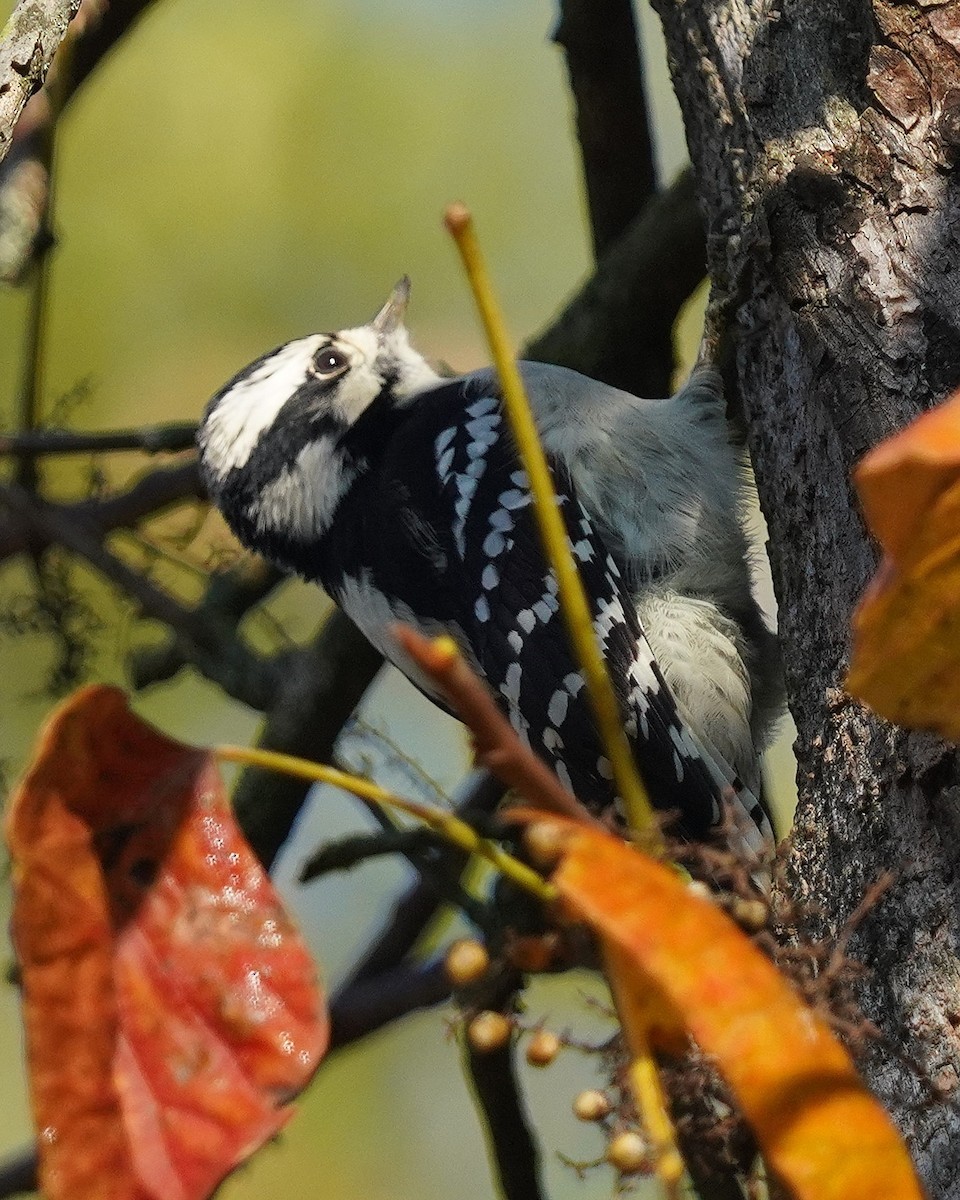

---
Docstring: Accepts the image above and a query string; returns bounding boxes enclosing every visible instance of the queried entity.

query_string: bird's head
[197,278,441,560]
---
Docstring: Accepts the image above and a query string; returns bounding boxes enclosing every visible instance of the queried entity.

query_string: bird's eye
[314,347,349,377]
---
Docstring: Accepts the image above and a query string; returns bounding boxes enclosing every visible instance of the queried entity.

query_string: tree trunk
[649,0,960,1193]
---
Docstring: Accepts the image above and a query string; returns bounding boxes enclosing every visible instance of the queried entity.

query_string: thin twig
[553,0,657,258]
[0,481,285,708]
[395,626,595,824]
[0,422,198,456]
[231,609,384,869]
[0,459,203,562]
[13,188,53,492]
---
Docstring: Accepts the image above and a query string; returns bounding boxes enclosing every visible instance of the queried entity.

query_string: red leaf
[6,686,328,1200]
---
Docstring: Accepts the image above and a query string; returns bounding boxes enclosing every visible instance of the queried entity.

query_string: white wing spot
[563,672,584,696]
[547,689,569,726]
[497,488,528,511]
[543,727,564,753]
[436,446,455,482]
[466,395,498,419]
[435,427,456,456]
[501,661,523,707]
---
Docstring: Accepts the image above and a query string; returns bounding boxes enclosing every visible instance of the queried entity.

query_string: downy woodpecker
[198,280,781,849]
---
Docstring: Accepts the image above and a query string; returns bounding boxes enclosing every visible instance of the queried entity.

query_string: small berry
[606,1130,648,1174]
[525,1029,561,1067]
[467,1011,512,1053]
[573,1089,612,1122]
[730,897,768,931]
[523,821,568,869]
[445,938,490,986]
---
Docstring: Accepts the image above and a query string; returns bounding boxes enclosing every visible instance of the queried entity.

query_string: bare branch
[0,481,285,708]
[340,771,506,987]
[0,422,197,456]
[464,1011,546,1200]
[0,459,202,561]
[525,168,705,397]
[1,0,156,280]
[131,557,285,690]
[0,1145,35,1198]
[231,609,384,869]
[328,959,451,1049]
[554,0,656,257]
[0,0,79,168]
[395,624,597,824]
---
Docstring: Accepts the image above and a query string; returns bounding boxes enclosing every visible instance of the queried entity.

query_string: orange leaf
[848,388,960,735]
[6,686,329,1200]
[529,818,924,1200]
[854,388,960,561]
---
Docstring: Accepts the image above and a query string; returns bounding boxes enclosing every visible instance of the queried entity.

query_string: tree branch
[0,422,197,456]
[0,481,286,709]
[0,459,203,562]
[648,0,960,1192]
[0,0,155,280]
[0,1145,35,1198]
[130,557,284,690]
[328,959,451,1049]
[0,0,79,167]
[464,996,545,1200]
[525,168,705,397]
[553,0,656,258]
[231,609,384,869]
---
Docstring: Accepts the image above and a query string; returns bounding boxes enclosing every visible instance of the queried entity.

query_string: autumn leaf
[848,387,960,736]
[6,685,328,1200]
[519,816,924,1200]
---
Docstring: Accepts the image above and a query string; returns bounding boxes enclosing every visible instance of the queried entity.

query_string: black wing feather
[320,377,721,835]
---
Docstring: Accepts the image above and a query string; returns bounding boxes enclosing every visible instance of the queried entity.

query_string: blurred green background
[0,1,717,1196]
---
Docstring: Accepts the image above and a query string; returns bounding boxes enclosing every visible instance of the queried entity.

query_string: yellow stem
[215,743,556,903]
[629,1040,685,1198]
[444,203,659,843]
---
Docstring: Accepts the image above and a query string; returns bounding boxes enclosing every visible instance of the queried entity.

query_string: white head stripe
[202,335,326,478]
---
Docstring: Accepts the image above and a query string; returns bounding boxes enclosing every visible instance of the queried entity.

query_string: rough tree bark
[650,1,960,1193]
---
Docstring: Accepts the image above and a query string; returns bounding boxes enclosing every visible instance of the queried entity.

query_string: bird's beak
[372,276,411,334]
